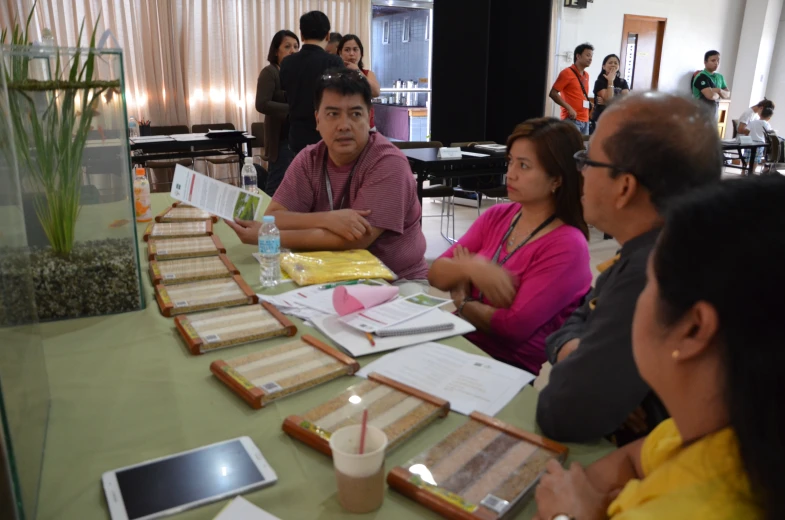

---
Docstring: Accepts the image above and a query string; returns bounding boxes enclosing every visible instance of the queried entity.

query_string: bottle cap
[244,157,254,165]
[262,215,275,223]
[135,167,145,176]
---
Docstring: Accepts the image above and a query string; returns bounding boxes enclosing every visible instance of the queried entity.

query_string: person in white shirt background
[738,98,775,136]
[745,106,775,165]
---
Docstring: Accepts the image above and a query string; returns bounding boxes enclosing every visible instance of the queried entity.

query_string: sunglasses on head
[320,70,367,81]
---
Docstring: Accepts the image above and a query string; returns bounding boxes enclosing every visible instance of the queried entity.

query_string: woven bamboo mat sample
[175,302,297,355]
[283,372,449,455]
[387,412,568,520]
[210,335,360,409]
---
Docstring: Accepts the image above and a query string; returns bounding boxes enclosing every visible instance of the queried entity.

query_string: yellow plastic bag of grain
[280,250,396,286]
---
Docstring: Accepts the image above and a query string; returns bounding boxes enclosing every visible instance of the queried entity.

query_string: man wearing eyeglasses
[225,68,429,282]
[536,92,722,445]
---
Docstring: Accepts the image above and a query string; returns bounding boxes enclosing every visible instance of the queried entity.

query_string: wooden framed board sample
[149,254,239,285]
[387,412,568,520]
[147,235,226,261]
[155,206,218,223]
[154,275,257,317]
[143,221,213,242]
[209,335,360,409]
[283,372,449,456]
[175,302,297,355]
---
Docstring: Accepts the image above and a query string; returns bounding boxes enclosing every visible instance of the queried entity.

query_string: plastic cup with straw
[329,408,388,513]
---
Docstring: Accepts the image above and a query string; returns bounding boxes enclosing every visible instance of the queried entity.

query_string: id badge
[583,100,591,109]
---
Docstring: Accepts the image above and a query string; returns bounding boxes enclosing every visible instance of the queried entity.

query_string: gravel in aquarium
[0,238,142,325]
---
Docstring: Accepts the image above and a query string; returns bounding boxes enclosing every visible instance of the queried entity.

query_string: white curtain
[1,0,371,130]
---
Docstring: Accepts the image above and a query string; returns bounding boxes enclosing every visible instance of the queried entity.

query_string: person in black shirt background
[281,11,343,154]
[592,54,630,123]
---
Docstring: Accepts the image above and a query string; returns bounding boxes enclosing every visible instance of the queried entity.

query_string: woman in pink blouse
[429,118,592,375]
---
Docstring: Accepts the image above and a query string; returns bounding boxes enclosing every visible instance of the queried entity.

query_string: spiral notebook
[375,320,454,337]
[311,309,474,357]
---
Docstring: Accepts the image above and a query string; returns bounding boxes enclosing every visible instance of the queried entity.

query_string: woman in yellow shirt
[534,176,785,520]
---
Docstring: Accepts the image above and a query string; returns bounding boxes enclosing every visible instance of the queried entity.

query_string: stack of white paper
[311,309,475,357]
[356,342,535,416]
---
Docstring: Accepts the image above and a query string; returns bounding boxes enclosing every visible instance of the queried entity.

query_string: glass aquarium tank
[0,43,145,325]
[0,48,49,520]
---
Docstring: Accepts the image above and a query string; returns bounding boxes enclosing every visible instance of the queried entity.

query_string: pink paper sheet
[333,285,399,316]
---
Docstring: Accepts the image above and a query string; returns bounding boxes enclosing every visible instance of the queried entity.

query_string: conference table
[721,138,769,176]
[129,133,256,168]
[32,194,613,520]
[402,146,509,205]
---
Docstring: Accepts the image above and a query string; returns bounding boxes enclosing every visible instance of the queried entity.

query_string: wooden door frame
[620,14,667,90]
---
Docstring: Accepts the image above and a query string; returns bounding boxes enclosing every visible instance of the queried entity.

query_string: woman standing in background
[255,30,300,196]
[592,54,630,123]
[338,34,380,131]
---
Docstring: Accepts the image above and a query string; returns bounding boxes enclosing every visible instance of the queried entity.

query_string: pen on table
[365,333,376,347]
[320,279,364,290]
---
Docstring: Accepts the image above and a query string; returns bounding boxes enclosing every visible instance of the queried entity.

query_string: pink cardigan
[439,203,591,374]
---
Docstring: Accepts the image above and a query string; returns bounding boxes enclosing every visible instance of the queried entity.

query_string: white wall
[556,0,746,95]
[730,0,783,120]
[766,7,785,131]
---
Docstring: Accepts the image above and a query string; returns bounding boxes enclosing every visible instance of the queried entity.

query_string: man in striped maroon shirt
[225,68,429,281]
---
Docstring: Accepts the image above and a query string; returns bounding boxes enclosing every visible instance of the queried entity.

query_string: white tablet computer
[102,437,277,520]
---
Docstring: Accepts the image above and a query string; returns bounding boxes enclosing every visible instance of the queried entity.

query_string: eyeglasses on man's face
[573,149,623,173]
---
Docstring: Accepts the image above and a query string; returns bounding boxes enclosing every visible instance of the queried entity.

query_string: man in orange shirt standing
[549,43,594,136]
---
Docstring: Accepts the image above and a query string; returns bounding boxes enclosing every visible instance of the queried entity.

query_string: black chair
[761,131,785,175]
[249,122,267,168]
[393,140,456,242]
[450,141,508,215]
[191,123,241,185]
[144,125,193,193]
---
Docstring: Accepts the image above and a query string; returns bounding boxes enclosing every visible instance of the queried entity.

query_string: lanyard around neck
[493,212,557,266]
[322,144,368,211]
[476,212,556,303]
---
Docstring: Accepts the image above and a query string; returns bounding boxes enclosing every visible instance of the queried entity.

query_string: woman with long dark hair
[429,118,591,375]
[338,34,380,130]
[592,54,629,122]
[255,29,299,195]
[534,176,785,520]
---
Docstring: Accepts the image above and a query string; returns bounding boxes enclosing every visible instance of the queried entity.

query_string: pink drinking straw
[359,409,369,455]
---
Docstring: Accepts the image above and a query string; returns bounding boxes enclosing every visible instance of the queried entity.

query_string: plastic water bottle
[258,215,280,287]
[133,167,152,223]
[242,157,258,193]
[128,117,139,138]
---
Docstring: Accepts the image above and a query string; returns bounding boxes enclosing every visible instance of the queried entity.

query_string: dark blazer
[280,44,343,153]
[537,228,669,445]
[255,64,288,163]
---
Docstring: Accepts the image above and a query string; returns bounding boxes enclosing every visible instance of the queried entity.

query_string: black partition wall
[431,0,554,146]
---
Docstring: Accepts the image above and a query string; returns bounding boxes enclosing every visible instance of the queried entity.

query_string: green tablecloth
[35,194,613,520]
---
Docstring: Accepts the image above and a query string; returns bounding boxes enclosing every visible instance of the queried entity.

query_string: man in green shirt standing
[692,50,730,120]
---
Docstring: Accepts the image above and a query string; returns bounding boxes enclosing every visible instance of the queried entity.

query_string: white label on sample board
[164,273,177,280]
[204,334,221,343]
[157,249,168,256]
[174,300,188,308]
[261,382,283,394]
[480,495,509,514]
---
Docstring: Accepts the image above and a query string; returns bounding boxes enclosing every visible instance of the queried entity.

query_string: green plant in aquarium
[1,4,120,257]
